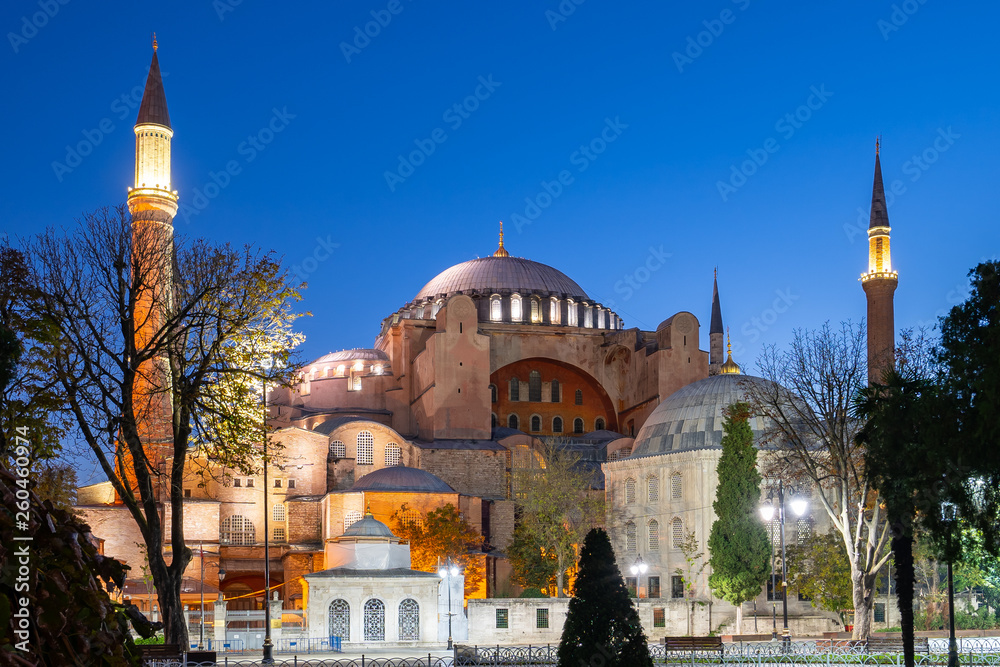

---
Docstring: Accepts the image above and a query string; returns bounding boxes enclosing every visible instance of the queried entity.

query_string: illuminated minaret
[860,138,898,384]
[709,269,724,375]
[124,36,178,489]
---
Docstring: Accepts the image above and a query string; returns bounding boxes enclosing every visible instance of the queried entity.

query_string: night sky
[4,0,999,371]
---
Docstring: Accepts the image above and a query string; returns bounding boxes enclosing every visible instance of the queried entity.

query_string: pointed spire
[492,220,510,257]
[136,40,171,129]
[869,137,888,229]
[710,268,723,335]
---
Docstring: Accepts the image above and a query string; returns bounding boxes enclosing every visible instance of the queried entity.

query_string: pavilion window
[364,598,385,641]
[328,600,350,641]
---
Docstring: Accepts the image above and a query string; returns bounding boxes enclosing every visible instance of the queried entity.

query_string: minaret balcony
[128,186,178,202]
[860,270,898,283]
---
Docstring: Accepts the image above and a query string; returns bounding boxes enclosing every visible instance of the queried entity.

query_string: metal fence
[276,636,343,654]
[146,658,452,667]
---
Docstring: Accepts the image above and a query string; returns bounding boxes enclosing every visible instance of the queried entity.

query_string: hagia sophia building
[76,43,897,637]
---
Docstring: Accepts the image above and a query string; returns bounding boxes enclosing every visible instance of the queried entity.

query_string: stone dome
[413,256,590,302]
[350,466,456,494]
[630,374,789,458]
[342,513,395,538]
[309,349,389,365]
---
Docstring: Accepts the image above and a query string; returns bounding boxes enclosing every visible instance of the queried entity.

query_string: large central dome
[414,256,590,302]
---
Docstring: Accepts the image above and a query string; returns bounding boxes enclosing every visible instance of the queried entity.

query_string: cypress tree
[557,528,653,667]
[708,402,770,631]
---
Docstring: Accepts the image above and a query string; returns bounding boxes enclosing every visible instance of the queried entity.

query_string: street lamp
[197,543,225,650]
[437,556,460,650]
[759,480,808,649]
[941,502,959,667]
[630,554,649,599]
[260,356,274,665]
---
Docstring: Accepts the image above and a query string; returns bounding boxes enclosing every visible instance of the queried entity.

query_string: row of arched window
[623,473,682,504]
[498,413,606,433]
[487,293,620,329]
[624,517,685,551]
[329,432,402,467]
[328,597,420,642]
[500,374,586,405]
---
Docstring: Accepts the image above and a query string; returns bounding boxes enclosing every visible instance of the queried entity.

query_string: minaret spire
[861,141,898,384]
[709,269,725,375]
[493,220,510,257]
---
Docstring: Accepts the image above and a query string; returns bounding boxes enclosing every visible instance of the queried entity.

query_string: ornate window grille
[648,519,660,551]
[385,443,401,467]
[272,504,285,522]
[647,475,659,503]
[398,599,419,640]
[330,440,346,458]
[272,527,285,542]
[220,515,255,546]
[671,517,684,548]
[625,521,637,552]
[624,478,637,504]
[328,599,350,641]
[400,510,423,529]
[344,510,362,532]
[364,598,385,641]
[536,608,549,628]
[357,431,374,465]
[671,472,682,499]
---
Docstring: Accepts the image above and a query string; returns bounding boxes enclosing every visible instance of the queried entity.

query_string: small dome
[309,349,389,366]
[350,466,456,494]
[413,256,589,302]
[630,374,790,457]
[342,513,395,538]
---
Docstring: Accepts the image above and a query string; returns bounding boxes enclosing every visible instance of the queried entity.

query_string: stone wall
[418,448,509,500]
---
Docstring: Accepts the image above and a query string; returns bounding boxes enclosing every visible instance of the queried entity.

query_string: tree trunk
[851,566,876,640]
[892,529,915,667]
[146,540,188,647]
[735,604,743,635]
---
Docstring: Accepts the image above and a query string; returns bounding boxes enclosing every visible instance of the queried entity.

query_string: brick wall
[418,448,508,500]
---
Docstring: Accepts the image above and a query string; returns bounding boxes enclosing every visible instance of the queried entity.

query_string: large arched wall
[490,358,618,436]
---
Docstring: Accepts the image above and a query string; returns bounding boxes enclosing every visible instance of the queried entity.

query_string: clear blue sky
[3,0,999,371]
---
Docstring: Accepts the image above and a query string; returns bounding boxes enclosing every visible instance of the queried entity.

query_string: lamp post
[260,356,274,665]
[760,480,808,649]
[438,556,460,650]
[198,544,225,650]
[941,502,959,667]
[630,554,649,599]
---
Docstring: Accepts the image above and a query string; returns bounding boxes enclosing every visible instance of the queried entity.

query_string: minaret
[709,269,724,375]
[123,36,178,494]
[861,138,898,384]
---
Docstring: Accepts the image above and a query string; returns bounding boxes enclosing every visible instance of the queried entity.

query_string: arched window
[511,294,522,322]
[328,600,350,641]
[364,598,385,641]
[400,509,423,529]
[398,599,420,641]
[432,300,443,317]
[648,519,660,551]
[385,443,401,467]
[273,504,286,522]
[625,521,637,552]
[573,417,585,434]
[796,517,814,545]
[624,478,637,504]
[220,515,255,545]
[352,376,362,391]
[567,298,577,326]
[530,298,540,323]
[619,447,632,458]
[491,413,497,428]
[647,475,659,503]
[510,377,520,402]
[671,472,682,499]
[490,384,497,403]
[344,510,363,532]
[584,306,593,328]
[508,414,519,430]
[357,431,374,465]
[490,296,502,322]
[528,371,542,402]
[330,440,346,459]
[575,389,583,405]
[608,450,620,462]
[530,415,541,432]
[550,297,560,324]
[551,379,560,402]
[595,417,606,431]
[552,416,563,433]
[671,517,684,548]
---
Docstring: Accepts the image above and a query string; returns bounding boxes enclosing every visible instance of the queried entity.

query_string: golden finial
[714,266,718,280]
[876,135,880,156]
[493,220,510,257]
[364,503,373,516]
[721,327,741,375]
[727,328,731,355]
[152,32,158,51]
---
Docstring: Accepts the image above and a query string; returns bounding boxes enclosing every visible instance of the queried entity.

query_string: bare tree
[28,205,303,646]
[743,321,890,640]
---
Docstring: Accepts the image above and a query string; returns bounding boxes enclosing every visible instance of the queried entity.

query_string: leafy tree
[557,528,652,667]
[26,205,304,646]
[391,502,484,598]
[507,520,559,593]
[512,442,604,597]
[708,402,770,632]
[785,531,854,622]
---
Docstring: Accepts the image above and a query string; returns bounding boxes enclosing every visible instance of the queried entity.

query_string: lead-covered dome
[414,256,589,302]
[630,374,786,457]
[350,466,456,494]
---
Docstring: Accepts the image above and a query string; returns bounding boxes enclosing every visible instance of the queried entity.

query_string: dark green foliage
[708,402,770,607]
[557,528,652,667]
[0,466,141,665]
[786,531,854,620]
[507,521,559,592]
[518,588,549,598]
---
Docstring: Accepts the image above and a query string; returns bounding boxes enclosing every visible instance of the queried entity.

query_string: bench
[866,637,930,654]
[663,636,725,656]
[138,643,182,662]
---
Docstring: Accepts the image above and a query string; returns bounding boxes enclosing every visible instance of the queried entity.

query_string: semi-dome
[350,466,456,494]
[413,256,590,302]
[630,374,789,458]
